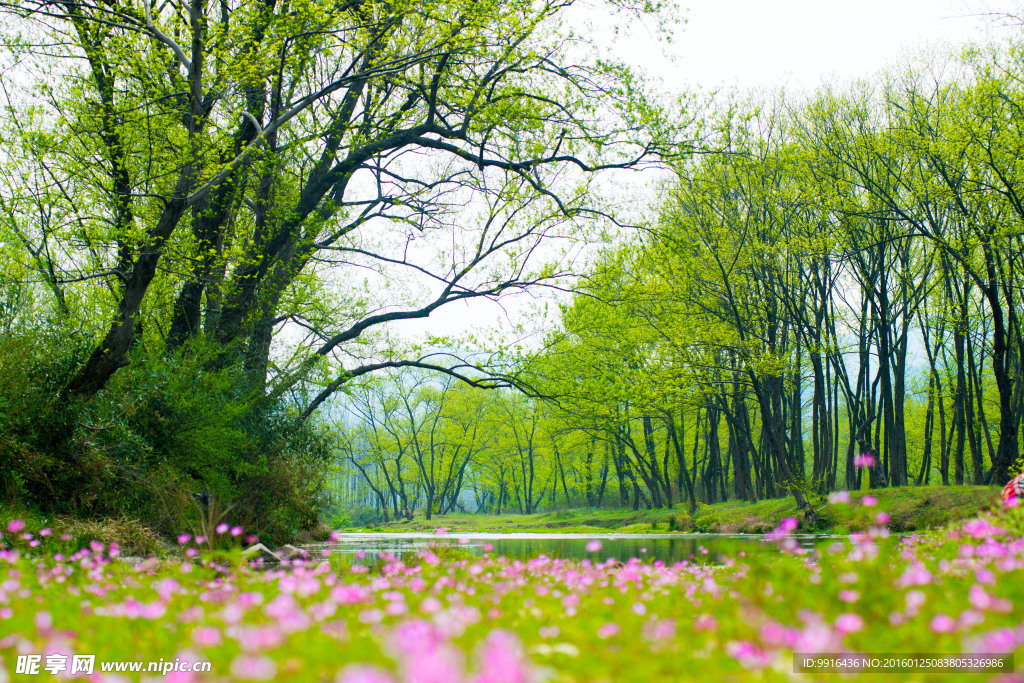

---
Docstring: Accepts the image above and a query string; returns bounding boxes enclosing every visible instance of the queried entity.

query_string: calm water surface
[315,532,835,565]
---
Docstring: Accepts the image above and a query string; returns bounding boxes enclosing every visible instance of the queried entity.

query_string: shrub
[0,328,334,546]
[669,512,694,531]
[0,321,93,506]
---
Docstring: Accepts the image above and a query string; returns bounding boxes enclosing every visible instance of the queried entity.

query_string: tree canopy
[0,0,678,535]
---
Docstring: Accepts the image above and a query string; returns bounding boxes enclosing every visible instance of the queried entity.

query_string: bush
[340,505,389,528]
[52,517,169,557]
[0,321,93,505]
[669,512,694,531]
[0,328,334,546]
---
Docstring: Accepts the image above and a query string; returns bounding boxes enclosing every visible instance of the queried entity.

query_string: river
[311,532,835,565]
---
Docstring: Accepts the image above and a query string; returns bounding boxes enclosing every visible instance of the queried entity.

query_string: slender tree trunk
[668,409,697,512]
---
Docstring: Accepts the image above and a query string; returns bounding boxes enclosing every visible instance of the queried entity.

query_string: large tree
[0,0,674,415]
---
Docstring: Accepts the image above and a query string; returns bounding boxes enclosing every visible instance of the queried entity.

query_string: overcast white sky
[394,0,1020,345]
[659,0,1009,92]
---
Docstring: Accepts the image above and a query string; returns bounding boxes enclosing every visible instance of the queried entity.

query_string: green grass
[818,486,1001,533]
[348,485,1000,535]
[4,505,1024,681]
[0,506,174,557]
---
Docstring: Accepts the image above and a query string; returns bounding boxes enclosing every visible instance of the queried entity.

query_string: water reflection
[313,532,829,565]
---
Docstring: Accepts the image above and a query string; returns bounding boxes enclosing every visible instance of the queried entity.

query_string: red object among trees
[1002,474,1024,502]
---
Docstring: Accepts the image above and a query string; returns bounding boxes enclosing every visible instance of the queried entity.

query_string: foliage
[0,327,334,545]
[0,0,677,537]
[0,0,674,407]
[336,369,572,520]
[520,43,1024,515]
[329,485,996,535]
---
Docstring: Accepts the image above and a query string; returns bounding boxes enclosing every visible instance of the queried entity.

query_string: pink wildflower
[767,517,798,541]
[235,626,285,651]
[963,518,1005,539]
[861,496,877,508]
[230,654,276,680]
[585,540,602,553]
[391,619,443,654]
[335,665,395,683]
[596,623,620,639]
[758,620,797,647]
[6,520,24,534]
[400,643,463,683]
[899,565,933,587]
[726,641,773,670]
[969,585,1011,612]
[693,614,718,632]
[854,452,877,468]
[794,622,840,653]
[930,614,957,633]
[958,609,985,629]
[834,613,864,634]
[215,523,229,535]
[964,627,1021,655]
[472,630,532,683]
[642,618,677,641]
[34,611,53,635]
[828,491,851,504]
[192,626,222,648]
[905,590,927,615]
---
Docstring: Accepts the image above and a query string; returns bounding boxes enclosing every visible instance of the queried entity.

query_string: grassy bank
[0,506,172,557]
[0,505,332,558]
[683,485,1000,534]
[1,486,999,552]
[353,486,1000,535]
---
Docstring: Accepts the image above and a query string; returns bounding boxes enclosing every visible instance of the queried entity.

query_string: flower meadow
[3,513,1024,682]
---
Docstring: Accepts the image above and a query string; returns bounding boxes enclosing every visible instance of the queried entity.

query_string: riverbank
[352,485,999,535]
[1,486,999,553]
